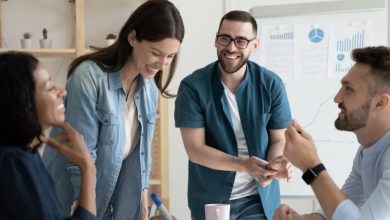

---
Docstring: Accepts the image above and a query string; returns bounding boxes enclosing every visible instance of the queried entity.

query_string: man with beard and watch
[175,10,293,220]
[273,46,390,220]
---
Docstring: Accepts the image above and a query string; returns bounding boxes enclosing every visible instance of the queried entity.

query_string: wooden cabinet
[151,93,170,208]
[0,0,169,208]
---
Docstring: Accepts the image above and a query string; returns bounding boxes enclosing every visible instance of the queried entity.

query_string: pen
[151,193,173,220]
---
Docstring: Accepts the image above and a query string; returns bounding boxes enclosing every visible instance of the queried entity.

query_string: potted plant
[39,28,52,49]
[20,32,32,49]
[105,33,117,46]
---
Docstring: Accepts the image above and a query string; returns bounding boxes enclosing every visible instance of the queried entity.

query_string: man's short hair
[218,10,257,36]
[352,46,390,96]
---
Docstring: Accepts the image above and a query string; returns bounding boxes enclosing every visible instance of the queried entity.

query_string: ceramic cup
[205,204,230,220]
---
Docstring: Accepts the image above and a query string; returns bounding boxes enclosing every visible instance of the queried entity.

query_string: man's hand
[284,121,321,172]
[244,156,277,186]
[267,155,294,181]
[273,204,302,220]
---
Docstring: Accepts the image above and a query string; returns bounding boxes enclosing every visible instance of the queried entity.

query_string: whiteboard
[250,7,387,195]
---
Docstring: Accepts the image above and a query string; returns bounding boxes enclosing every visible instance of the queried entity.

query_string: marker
[151,193,173,220]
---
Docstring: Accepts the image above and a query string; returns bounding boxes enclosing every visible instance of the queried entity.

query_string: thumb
[291,120,311,139]
[46,137,66,154]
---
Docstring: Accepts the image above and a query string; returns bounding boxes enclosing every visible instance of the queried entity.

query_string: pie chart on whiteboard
[308,28,325,43]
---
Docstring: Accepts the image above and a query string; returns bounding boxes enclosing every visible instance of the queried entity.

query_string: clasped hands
[244,155,293,186]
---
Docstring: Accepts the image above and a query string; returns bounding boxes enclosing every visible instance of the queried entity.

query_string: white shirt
[123,80,140,159]
[222,82,258,200]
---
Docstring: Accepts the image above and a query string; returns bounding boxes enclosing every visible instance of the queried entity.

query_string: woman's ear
[128,30,136,46]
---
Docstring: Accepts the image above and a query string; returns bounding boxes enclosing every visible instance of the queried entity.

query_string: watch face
[302,163,326,185]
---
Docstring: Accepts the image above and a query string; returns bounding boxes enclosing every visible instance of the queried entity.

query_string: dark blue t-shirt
[0,145,95,220]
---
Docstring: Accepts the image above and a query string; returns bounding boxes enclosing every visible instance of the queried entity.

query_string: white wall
[167,1,224,218]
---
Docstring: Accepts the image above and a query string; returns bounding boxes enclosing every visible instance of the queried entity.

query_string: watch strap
[302,163,326,185]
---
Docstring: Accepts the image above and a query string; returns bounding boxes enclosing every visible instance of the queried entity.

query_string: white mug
[205,204,230,220]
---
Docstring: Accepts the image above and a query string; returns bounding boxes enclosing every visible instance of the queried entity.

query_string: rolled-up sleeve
[175,81,204,128]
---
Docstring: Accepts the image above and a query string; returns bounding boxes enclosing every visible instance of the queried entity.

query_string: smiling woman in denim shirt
[42,1,184,219]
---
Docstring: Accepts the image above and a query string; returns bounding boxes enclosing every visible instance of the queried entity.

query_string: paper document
[259,25,294,78]
[294,24,330,78]
[328,22,373,77]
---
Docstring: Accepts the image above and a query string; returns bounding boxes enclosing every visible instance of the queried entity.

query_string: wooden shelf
[150,178,162,185]
[0,48,76,57]
[0,48,93,57]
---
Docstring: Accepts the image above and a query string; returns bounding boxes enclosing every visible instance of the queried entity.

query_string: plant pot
[106,39,115,46]
[20,39,33,48]
[39,39,52,49]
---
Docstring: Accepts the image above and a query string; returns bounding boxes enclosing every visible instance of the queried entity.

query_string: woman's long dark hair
[68,0,185,97]
[0,51,42,147]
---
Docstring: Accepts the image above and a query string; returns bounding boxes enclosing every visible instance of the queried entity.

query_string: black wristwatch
[302,163,326,185]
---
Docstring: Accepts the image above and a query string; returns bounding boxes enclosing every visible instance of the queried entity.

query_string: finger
[46,136,67,154]
[259,177,273,186]
[269,155,285,164]
[289,121,303,137]
[287,169,294,181]
[276,205,288,219]
[287,174,294,182]
[250,156,268,166]
[265,164,278,172]
[285,162,292,171]
[291,120,312,139]
[284,124,296,141]
[56,122,77,136]
[51,131,69,143]
[262,168,278,176]
[279,204,291,216]
[291,119,302,132]
[273,208,282,220]
[253,174,272,185]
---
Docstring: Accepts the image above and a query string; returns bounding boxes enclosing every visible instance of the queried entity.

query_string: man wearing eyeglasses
[175,10,292,220]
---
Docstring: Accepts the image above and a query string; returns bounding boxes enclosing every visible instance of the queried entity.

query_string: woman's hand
[44,122,96,216]
[44,122,93,170]
[140,189,149,220]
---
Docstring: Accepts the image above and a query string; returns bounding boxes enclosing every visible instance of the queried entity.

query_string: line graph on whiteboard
[283,79,357,146]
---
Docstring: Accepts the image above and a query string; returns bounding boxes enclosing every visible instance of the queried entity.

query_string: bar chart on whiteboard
[328,24,373,77]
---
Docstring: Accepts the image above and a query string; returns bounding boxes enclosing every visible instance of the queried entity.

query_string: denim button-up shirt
[43,61,158,219]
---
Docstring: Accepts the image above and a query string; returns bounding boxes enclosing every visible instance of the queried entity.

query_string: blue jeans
[192,194,267,220]
[229,194,266,220]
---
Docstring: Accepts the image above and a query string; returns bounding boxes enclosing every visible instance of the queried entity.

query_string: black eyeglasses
[216,34,256,49]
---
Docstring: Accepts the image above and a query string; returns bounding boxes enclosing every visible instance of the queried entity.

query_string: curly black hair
[0,51,42,147]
